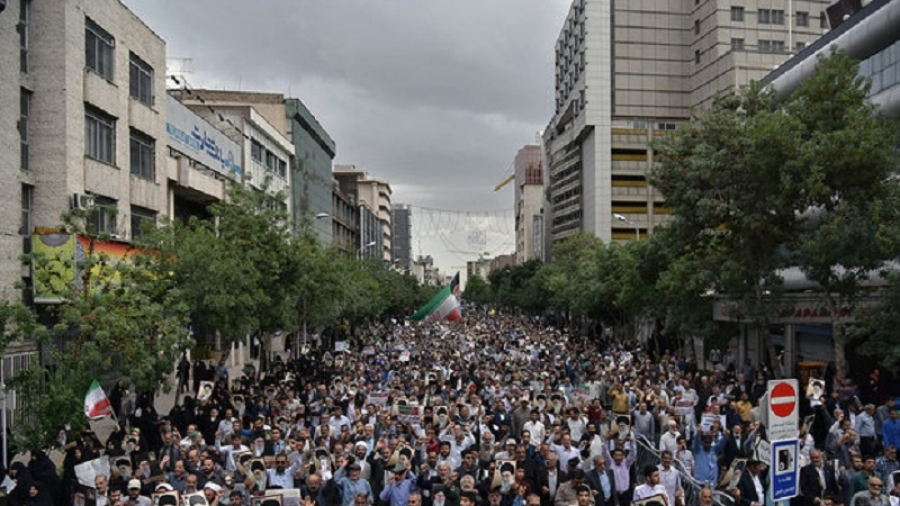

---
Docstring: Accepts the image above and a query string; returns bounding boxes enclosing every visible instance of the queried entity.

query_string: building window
[85,105,116,165]
[820,12,829,29]
[88,196,117,235]
[85,18,115,81]
[277,159,287,179]
[695,50,701,64]
[796,11,810,27]
[694,19,700,35]
[18,0,29,73]
[129,129,155,181]
[129,52,154,106]
[759,9,771,24]
[130,205,156,241]
[731,38,745,51]
[251,139,263,162]
[772,10,785,25]
[759,40,785,53]
[731,6,744,22]
[21,184,33,236]
[796,41,807,51]
[20,88,30,171]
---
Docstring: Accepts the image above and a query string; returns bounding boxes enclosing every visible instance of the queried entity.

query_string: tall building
[0,0,169,406]
[333,165,393,262]
[285,98,336,246]
[513,145,544,264]
[543,0,830,247]
[391,204,412,272]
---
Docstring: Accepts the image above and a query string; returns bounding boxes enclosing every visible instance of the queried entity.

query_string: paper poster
[399,351,410,362]
[700,413,726,433]
[197,381,214,402]
[366,391,390,407]
[572,384,592,404]
[362,346,376,356]
[75,456,110,488]
[395,405,421,424]
[806,378,825,400]
[674,400,695,416]
[264,490,298,506]
[334,341,348,353]
[492,460,517,490]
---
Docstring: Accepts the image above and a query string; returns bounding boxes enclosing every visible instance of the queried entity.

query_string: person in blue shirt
[692,427,728,486]
[378,463,418,506]
[882,410,900,450]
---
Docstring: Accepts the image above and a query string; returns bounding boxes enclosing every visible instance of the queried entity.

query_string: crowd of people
[3,307,899,506]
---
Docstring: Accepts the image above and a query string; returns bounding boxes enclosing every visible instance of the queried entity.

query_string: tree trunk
[825,295,847,381]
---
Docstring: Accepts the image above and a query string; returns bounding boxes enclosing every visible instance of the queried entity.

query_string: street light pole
[358,241,376,260]
[614,213,640,240]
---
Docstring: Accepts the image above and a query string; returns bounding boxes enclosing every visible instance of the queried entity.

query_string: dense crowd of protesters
[3,307,899,506]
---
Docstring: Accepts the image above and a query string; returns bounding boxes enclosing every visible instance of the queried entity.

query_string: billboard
[32,234,138,303]
[166,95,242,181]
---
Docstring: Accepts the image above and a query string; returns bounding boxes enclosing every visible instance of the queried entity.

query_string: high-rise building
[543,0,831,247]
[513,145,544,264]
[391,204,412,272]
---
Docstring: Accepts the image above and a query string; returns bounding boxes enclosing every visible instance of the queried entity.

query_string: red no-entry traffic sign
[771,382,797,417]
[766,379,799,441]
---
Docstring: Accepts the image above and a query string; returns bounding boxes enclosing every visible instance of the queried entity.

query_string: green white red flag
[84,379,112,420]
[410,272,461,322]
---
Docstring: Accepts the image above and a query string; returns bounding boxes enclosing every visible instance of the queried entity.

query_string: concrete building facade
[333,166,393,262]
[543,0,831,247]
[1,0,167,295]
[169,90,294,215]
[513,145,544,264]
[0,0,170,420]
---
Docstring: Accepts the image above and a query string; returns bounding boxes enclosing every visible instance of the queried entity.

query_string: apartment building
[333,166,393,262]
[513,145,544,264]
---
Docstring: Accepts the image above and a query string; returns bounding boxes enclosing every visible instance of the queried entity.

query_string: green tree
[651,79,805,364]
[145,180,296,370]
[12,206,191,451]
[462,274,492,305]
[786,50,900,379]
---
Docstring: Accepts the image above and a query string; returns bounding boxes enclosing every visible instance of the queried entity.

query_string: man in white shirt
[632,466,668,502]
[524,410,546,446]
[659,420,681,454]
[658,451,683,506]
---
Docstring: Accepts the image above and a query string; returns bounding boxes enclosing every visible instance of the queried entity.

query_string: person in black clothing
[28,450,63,506]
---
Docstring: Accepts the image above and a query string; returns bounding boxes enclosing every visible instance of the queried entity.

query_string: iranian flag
[84,380,112,420]
[410,272,461,322]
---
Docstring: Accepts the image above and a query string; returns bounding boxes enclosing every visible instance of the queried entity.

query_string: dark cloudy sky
[123,0,570,274]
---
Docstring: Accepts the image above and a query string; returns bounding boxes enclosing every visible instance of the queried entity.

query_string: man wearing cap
[333,458,373,506]
[125,479,151,506]
[379,463,417,506]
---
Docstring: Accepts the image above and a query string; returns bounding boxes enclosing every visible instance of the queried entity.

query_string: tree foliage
[10,205,192,451]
